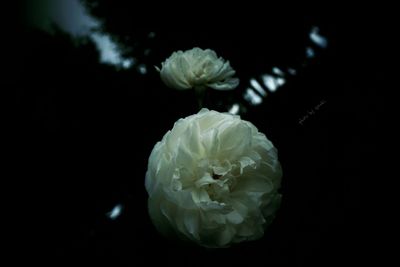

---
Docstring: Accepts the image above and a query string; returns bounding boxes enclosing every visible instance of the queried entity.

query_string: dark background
[13,3,371,265]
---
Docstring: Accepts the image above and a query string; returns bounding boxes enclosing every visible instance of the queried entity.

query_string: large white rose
[145,109,282,248]
[156,47,239,91]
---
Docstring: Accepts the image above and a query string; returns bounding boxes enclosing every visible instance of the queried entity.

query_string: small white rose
[145,109,282,248]
[156,47,239,91]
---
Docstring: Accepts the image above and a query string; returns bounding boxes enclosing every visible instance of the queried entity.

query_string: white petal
[226,210,244,224]
[183,209,200,239]
[208,78,239,90]
[195,173,216,187]
[217,226,236,246]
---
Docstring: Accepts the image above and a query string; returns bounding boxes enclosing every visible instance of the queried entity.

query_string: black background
[13,3,371,265]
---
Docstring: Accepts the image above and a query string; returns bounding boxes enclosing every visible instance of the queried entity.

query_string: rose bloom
[145,109,282,248]
[156,47,239,91]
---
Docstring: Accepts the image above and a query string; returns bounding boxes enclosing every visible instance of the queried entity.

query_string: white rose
[156,47,239,91]
[145,109,282,248]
